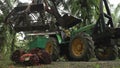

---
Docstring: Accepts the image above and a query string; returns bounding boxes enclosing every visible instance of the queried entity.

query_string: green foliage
[2,25,14,53]
[0,16,4,23]
[94,64,100,68]
[0,0,19,60]
[63,0,100,25]
[111,3,120,27]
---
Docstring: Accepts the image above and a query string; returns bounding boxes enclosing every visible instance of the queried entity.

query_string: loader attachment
[14,25,49,32]
[14,4,44,12]
[61,14,82,28]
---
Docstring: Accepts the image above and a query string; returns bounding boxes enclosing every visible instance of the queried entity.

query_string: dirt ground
[41,61,120,68]
[4,59,120,68]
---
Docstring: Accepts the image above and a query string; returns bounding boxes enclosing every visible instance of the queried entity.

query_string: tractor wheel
[118,48,120,58]
[118,49,120,59]
[45,38,60,61]
[68,32,95,61]
[95,45,118,60]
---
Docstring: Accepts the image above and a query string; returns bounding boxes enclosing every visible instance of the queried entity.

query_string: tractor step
[26,31,58,36]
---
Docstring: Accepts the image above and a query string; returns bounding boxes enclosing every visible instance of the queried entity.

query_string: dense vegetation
[0,0,120,62]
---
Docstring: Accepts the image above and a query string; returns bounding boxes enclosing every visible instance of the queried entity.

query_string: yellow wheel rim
[45,42,53,55]
[71,38,84,56]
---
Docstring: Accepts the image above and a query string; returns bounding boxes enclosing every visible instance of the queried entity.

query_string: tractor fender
[28,36,49,50]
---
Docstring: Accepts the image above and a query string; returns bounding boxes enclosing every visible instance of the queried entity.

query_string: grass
[94,63,100,68]
[0,60,12,68]
[0,57,120,68]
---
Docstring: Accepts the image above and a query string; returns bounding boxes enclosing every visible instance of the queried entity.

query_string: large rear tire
[68,32,95,61]
[118,48,120,58]
[45,38,60,61]
[95,45,118,60]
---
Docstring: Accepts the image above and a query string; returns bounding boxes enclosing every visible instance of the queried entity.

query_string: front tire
[45,38,60,61]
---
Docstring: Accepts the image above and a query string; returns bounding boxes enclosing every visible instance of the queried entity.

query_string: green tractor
[5,0,120,61]
[60,0,120,61]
